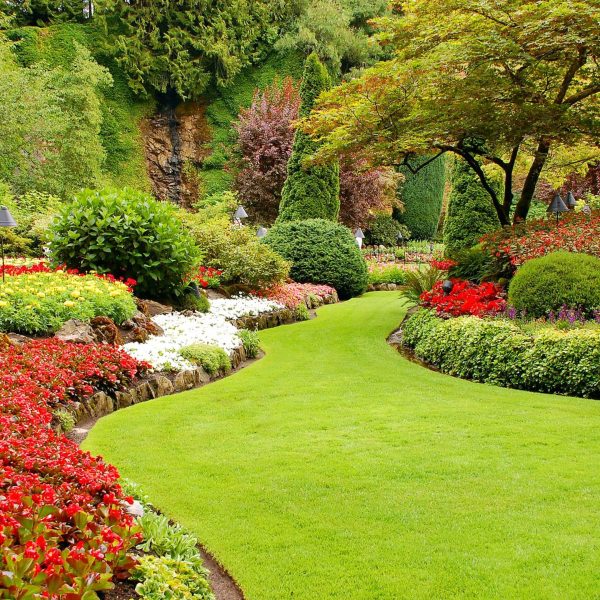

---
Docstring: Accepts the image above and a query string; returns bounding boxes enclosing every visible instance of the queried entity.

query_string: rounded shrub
[264,219,368,299]
[49,188,201,299]
[365,214,409,247]
[508,251,600,318]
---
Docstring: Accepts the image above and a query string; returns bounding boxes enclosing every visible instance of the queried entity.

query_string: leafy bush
[238,329,261,358]
[49,188,201,299]
[448,245,497,283]
[179,213,290,289]
[365,214,410,247]
[368,264,408,285]
[402,309,600,398]
[444,159,500,255]
[179,343,231,375]
[0,271,137,334]
[264,219,368,299]
[295,303,310,321]
[403,266,444,303]
[179,291,210,313]
[508,252,600,318]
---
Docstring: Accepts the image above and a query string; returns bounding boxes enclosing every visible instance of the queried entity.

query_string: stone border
[367,283,405,291]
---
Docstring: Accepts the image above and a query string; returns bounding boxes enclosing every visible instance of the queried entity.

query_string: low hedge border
[401,309,600,399]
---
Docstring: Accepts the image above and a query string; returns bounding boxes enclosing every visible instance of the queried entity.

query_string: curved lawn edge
[84,292,600,600]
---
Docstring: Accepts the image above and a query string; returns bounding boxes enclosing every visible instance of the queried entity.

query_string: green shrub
[368,265,408,285]
[238,329,261,358]
[403,266,443,303]
[278,53,340,222]
[508,252,600,318]
[53,409,75,433]
[264,219,368,299]
[402,309,600,398]
[395,154,446,240]
[179,213,290,289]
[295,303,310,321]
[49,188,200,299]
[448,245,497,283]
[365,214,410,247]
[444,160,501,255]
[179,343,231,375]
[0,271,137,334]
[178,292,210,313]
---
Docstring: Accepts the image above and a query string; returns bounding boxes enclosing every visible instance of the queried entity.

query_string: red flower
[421,279,506,317]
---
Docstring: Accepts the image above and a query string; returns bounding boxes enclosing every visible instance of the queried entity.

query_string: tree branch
[563,84,600,106]
[555,47,587,104]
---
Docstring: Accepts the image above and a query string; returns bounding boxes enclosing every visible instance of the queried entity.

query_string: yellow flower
[37,292,46,298]
[63,300,76,307]
[71,290,81,298]
[0,301,8,308]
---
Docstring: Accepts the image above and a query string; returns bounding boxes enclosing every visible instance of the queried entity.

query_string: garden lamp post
[354,228,365,248]
[397,231,405,264]
[233,205,248,226]
[256,226,268,239]
[442,280,454,295]
[547,193,569,226]
[565,191,577,210]
[582,203,592,216]
[0,206,17,283]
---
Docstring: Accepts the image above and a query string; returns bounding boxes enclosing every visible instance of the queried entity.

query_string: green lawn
[84,292,600,599]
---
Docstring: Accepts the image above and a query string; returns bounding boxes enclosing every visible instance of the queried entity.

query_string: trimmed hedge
[508,252,600,318]
[264,219,368,299]
[365,214,409,247]
[395,155,446,240]
[402,309,600,398]
[444,159,500,255]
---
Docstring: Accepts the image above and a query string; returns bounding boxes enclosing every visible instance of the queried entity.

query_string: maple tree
[303,0,600,225]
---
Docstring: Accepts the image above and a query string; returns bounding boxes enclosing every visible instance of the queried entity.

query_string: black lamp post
[0,206,17,283]
[442,280,454,295]
[547,193,569,226]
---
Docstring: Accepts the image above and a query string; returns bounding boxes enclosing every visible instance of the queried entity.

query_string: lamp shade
[256,226,268,238]
[397,231,403,241]
[582,203,592,216]
[353,228,365,240]
[565,191,577,209]
[234,206,248,220]
[547,194,568,215]
[0,206,17,228]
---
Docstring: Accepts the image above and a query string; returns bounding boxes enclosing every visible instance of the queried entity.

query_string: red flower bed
[192,266,223,289]
[0,262,138,292]
[429,259,457,271]
[421,279,506,317]
[480,211,600,269]
[255,283,336,309]
[0,338,149,598]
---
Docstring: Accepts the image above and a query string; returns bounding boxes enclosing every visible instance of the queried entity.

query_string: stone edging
[367,283,405,291]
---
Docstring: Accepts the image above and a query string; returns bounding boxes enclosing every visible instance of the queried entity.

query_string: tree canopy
[303,0,600,224]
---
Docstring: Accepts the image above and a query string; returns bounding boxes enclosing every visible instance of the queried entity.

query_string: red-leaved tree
[231,78,399,227]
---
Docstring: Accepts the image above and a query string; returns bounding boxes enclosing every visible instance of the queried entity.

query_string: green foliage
[264,219,367,299]
[367,265,408,286]
[49,188,200,299]
[295,303,310,321]
[179,343,231,375]
[403,267,443,303]
[403,308,600,398]
[238,329,261,359]
[278,53,340,222]
[395,156,446,240]
[179,213,290,289]
[444,160,501,255]
[365,214,409,247]
[0,271,137,334]
[53,409,75,433]
[134,555,213,600]
[179,292,210,314]
[448,246,497,283]
[1,0,85,25]
[508,252,600,318]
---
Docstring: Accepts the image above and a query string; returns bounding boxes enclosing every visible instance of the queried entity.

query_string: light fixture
[354,228,365,248]
[256,226,268,239]
[442,280,454,295]
[565,191,577,210]
[547,193,569,226]
[233,205,248,225]
[0,206,17,283]
[581,203,592,216]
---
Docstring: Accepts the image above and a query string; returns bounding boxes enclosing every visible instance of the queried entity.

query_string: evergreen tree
[443,159,500,255]
[278,53,340,222]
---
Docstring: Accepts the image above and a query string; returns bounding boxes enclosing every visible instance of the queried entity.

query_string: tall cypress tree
[278,53,340,222]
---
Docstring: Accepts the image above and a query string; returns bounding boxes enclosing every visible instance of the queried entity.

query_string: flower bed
[420,279,506,317]
[401,309,600,398]
[0,338,149,597]
[0,271,137,335]
[367,263,409,286]
[480,211,600,270]
[256,283,337,309]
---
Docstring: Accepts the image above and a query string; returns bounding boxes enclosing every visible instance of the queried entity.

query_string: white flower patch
[123,295,284,371]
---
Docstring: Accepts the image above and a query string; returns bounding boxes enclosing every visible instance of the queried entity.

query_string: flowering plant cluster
[504,305,600,327]
[193,266,223,289]
[0,271,137,335]
[429,259,457,271]
[480,211,600,269]
[0,338,149,598]
[255,283,336,309]
[420,279,506,317]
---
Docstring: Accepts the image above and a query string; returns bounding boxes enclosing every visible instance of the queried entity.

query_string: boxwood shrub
[508,251,600,318]
[402,309,600,398]
[264,219,368,299]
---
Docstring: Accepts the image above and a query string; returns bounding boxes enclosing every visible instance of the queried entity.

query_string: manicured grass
[84,292,600,599]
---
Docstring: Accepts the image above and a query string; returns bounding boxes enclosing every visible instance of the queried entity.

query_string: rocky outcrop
[141,101,211,207]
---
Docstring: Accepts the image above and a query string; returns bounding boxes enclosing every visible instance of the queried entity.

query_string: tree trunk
[514,138,551,223]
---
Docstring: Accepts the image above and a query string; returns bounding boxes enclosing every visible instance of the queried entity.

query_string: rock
[115,391,134,409]
[4,333,31,346]
[133,382,152,404]
[90,316,123,345]
[147,375,174,398]
[174,369,198,392]
[140,300,173,318]
[55,320,96,344]
[85,392,113,418]
[206,289,227,300]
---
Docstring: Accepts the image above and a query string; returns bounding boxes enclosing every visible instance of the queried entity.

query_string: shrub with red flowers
[0,338,149,598]
[420,279,506,317]
[255,283,337,309]
[429,259,457,271]
[480,211,600,272]
[193,266,223,289]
